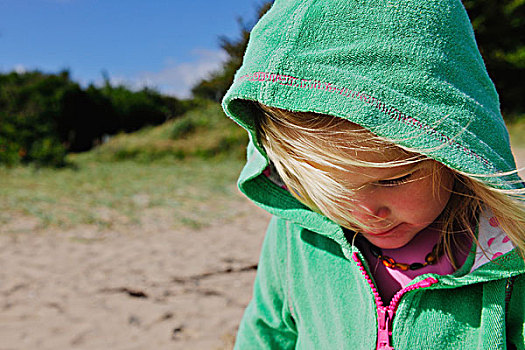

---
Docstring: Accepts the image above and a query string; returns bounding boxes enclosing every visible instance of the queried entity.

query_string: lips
[364,223,401,236]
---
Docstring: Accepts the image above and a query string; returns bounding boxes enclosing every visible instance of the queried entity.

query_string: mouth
[363,223,401,236]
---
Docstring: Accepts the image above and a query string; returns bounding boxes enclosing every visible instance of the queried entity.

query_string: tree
[0,70,72,166]
[463,0,525,119]
[191,1,273,102]
[0,70,191,166]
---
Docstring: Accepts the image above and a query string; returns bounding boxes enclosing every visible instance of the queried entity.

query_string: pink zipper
[352,253,438,350]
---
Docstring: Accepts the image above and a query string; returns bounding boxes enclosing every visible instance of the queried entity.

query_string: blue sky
[0,0,266,98]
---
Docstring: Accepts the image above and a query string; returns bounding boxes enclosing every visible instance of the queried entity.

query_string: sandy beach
[0,196,270,350]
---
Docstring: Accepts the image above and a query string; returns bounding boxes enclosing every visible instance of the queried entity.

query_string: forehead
[304,128,426,180]
[340,161,419,183]
[316,146,437,184]
[314,120,417,164]
[310,152,426,182]
[347,145,414,164]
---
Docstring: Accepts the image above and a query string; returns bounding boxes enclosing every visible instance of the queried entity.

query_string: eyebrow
[380,164,420,181]
[348,163,421,191]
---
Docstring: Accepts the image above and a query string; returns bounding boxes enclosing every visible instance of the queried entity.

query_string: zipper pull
[416,277,438,288]
[377,308,394,350]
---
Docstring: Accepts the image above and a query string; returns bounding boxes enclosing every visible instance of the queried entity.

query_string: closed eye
[376,173,413,186]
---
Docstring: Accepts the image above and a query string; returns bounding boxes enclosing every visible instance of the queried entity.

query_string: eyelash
[376,173,413,186]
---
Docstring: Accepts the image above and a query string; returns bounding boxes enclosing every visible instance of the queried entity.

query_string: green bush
[0,70,193,167]
[170,118,198,139]
[28,136,67,167]
[88,102,248,162]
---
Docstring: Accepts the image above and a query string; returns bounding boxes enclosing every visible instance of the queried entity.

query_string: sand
[0,198,271,350]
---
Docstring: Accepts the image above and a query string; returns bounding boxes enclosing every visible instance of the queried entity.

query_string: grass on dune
[508,118,525,147]
[0,157,246,232]
[0,102,249,232]
[87,101,248,163]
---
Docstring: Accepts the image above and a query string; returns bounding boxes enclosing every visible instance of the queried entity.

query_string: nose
[352,199,390,224]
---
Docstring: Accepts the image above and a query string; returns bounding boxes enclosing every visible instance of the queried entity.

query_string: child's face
[340,160,454,249]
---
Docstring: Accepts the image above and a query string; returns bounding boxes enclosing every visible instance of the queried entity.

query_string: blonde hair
[255,103,525,262]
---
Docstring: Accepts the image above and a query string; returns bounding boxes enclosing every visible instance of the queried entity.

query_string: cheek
[392,179,452,221]
[432,171,455,209]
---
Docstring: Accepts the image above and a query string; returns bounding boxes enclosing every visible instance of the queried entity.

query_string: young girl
[221,0,525,348]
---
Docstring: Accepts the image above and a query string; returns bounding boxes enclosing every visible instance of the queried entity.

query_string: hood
[221,0,524,275]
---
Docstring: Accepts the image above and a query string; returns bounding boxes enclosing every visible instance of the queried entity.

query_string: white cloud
[133,49,228,99]
[13,64,27,74]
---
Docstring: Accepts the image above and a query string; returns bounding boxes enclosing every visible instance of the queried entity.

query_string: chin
[368,239,412,250]
[361,225,420,249]
[366,222,438,249]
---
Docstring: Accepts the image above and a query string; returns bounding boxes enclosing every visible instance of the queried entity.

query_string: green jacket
[230,142,525,349]
[222,0,525,348]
